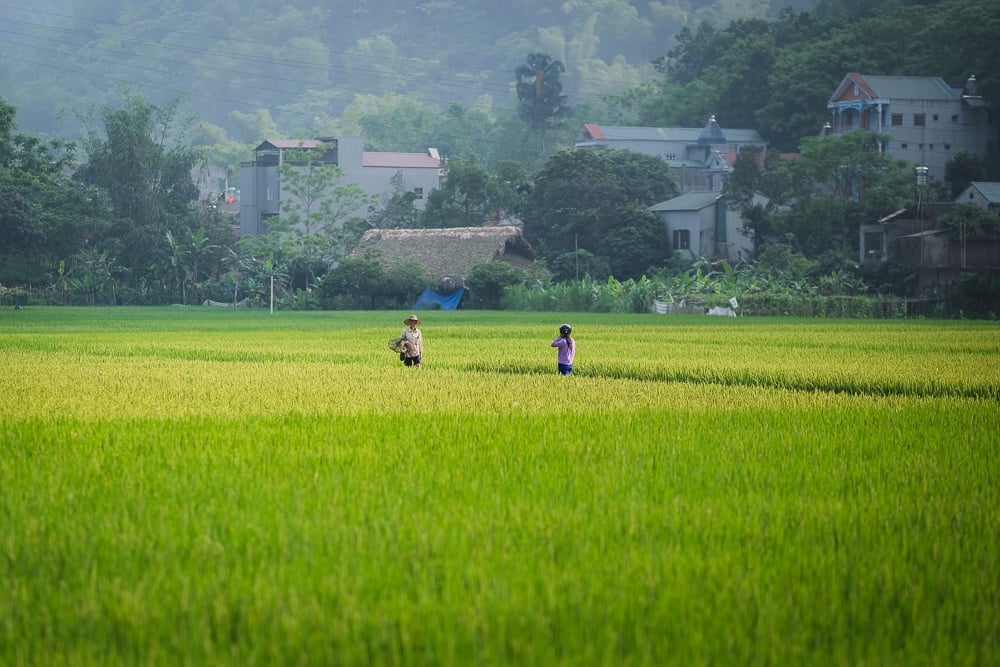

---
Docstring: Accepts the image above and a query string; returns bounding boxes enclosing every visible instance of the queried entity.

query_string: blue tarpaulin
[412,287,466,310]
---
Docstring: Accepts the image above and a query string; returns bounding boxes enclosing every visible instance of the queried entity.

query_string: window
[932,114,939,121]
[864,232,884,259]
[952,114,959,122]
[413,187,424,200]
[891,114,903,126]
[901,143,908,149]
[945,143,952,150]
[266,187,274,201]
[663,153,676,161]
[914,114,926,127]
[673,229,690,251]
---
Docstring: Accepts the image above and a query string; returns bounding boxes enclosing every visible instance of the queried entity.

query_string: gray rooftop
[968,182,1000,203]
[580,125,764,144]
[859,75,958,101]
[650,192,721,212]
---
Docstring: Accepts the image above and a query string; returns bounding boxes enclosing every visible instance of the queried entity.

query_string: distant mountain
[1,0,820,138]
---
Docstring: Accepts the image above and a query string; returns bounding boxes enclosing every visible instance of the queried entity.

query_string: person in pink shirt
[550,323,575,375]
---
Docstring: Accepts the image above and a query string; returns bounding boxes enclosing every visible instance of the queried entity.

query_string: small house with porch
[649,192,755,262]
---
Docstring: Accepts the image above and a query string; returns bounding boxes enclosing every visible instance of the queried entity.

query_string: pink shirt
[551,336,575,364]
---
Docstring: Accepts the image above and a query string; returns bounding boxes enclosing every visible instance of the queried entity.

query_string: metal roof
[578,124,764,144]
[362,152,442,169]
[851,74,958,101]
[968,182,1000,203]
[649,191,720,212]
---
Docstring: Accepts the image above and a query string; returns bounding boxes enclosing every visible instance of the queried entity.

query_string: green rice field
[1,307,998,666]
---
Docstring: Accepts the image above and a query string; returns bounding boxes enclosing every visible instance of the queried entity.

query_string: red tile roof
[847,73,879,99]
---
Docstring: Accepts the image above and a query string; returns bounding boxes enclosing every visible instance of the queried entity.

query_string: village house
[649,192,757,263]
[955,182,1000,215]
[860,198,1000,289]
[574,117,768,193]
[238,136,442,236]
[826,73,994,184]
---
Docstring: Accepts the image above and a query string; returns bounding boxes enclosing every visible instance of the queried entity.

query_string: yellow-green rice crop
[1,308,997,666]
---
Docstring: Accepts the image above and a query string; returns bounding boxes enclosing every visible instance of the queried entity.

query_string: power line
[0,3,655,91]
[0,6,648,106]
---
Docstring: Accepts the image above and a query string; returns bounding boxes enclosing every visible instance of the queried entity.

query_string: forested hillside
[3,0,818,139]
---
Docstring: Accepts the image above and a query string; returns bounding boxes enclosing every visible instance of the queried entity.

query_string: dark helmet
[559,323,572,335]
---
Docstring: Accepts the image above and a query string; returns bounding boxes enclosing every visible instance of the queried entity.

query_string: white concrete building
[827,73,994,183]
[649,191,756,262]
[239,136,442,236]
[575,117,768,192]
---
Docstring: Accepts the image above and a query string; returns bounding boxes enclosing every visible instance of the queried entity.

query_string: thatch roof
[352,226,536,285]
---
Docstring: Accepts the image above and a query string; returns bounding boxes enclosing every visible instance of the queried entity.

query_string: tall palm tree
[515,53,569,154]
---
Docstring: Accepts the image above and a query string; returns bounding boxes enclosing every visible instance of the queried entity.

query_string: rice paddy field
[1,307,998,666]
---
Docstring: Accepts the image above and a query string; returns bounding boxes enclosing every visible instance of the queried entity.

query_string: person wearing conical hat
[400,314,423,368]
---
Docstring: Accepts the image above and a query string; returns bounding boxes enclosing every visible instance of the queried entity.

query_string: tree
[937,203,1000,240]
[464,262,527,309]
[603,203,670,280]
[550,249,612,282]
[275,148,377,288]
[421,156,493,228]
[420,156,527,228]
[318,256,386,309]
[74,90,204,298]
[723,145,794,247]
[345,94,442,152]
[773,131,913,258]
[0,96,97,285]
[945,151,988,199]
[367,172,422,229]
[515,53,570,154]
[384,260,432,308]
[522,148,679,280]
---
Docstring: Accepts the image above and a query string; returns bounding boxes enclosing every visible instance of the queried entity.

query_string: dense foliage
[1,0,998,314]
[4,0,818,140]
[522,149,680,280]
[634,0,1000,154]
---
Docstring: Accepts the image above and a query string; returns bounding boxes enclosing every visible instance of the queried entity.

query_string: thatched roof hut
[352,227,536,287]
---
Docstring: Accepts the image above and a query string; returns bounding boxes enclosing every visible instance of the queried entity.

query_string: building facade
[239,136,442,236]
[827,73,994,183]
[574,117,768,193]
[649,191,755,262]
[956,181,1000,215]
